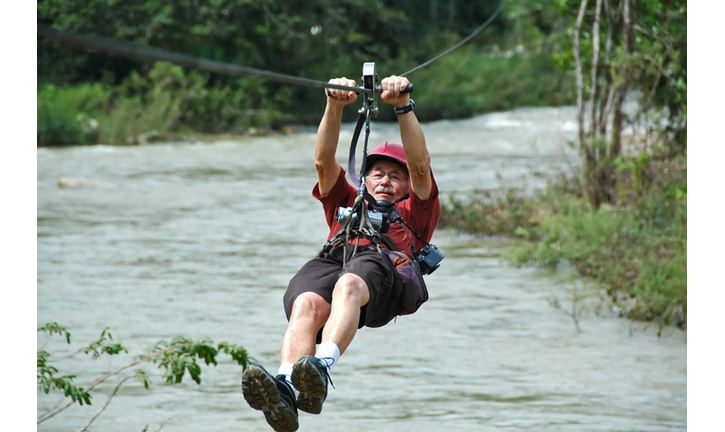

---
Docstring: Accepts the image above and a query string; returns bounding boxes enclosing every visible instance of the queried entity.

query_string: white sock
[315,341,341,371]
[277,362,298,397]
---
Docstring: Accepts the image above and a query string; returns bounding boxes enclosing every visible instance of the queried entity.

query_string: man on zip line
[242,74,441,432]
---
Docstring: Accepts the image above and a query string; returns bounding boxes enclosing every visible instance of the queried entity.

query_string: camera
[336,207,390,233]
[416,244,444,275]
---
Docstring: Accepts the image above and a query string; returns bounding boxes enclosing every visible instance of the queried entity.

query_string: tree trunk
[610,0,634,160]
[573,0,589,148]
[598,0,614,136]
[589,0,603,135]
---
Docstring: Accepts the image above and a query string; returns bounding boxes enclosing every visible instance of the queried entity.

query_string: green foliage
[533,226,564,267]
[82,327,128,359]
[37,354,93,406]
[37,323,251,427]
[38,322,73,343]
[37,323,100,407]
[391,47,575,122]
[38,0,512,86]
[439,187,542,238]
[37,61,289,145]
[37,82,111,146]
[37,0,411,89]
[148,336,249,385]
[614,152,653,195]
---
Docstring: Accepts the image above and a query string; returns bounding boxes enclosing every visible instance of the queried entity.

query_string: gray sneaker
[291,356,332,414]
[241,364,299,432]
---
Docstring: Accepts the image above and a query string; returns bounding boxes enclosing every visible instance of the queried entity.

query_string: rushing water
[37,107,686,431]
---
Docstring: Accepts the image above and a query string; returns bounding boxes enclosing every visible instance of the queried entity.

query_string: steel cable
[400,0,509,77]
[37,24,366,94]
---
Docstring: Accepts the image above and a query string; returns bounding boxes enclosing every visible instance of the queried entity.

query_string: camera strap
[389,208,432,254]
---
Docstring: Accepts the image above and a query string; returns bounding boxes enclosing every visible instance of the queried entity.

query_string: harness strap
[347,111,367,186]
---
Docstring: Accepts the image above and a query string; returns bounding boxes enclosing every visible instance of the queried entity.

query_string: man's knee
[291,292,331,326]
[334,273,371,305]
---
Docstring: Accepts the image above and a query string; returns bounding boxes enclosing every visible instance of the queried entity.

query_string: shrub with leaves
[37,323,250,429]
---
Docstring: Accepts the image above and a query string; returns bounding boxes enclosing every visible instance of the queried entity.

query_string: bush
[37,83,111,146]
[37,323,250,428]
[37,62,294,146]
[439,187,542,237]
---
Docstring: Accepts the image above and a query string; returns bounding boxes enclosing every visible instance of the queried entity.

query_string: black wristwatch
[394,99,415,115]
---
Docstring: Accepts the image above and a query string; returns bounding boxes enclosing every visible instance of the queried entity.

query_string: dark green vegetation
[441,0,686,331]
[37,323,250,427]
[38,0,575,145]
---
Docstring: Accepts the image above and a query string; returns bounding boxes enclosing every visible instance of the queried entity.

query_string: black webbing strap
[389,208,432,257]
[347,111,367,186]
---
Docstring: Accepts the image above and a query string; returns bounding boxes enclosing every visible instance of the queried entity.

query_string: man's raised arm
[380,76,432,200]
[315,78,358,196]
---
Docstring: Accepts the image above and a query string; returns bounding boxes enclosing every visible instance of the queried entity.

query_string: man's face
[365,160,410,203]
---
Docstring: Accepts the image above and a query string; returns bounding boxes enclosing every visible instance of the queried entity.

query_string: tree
[554,0,686,208]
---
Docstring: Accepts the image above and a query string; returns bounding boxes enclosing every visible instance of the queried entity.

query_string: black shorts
[283,245,405,341]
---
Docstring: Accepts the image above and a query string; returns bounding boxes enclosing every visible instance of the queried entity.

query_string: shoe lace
[317,357,336,389]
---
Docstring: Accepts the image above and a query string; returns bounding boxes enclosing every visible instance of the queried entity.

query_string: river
[37,106,686,431]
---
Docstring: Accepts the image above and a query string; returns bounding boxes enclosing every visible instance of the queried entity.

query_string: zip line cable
[37,25,364,95]
[399,0,509,77]
[37,0,507,91]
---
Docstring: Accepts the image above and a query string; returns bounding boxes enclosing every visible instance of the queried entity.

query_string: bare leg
[320,273,371,354]
[286,274,370,414]
[280,292,331,365]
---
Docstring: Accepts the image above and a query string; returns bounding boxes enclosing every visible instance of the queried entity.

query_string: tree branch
[76,376,135,432]
[38,343,194,424]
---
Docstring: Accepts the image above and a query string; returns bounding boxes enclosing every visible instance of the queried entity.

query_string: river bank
[439,145,687,332]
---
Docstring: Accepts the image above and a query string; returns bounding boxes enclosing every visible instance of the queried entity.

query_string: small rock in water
[58,176,116,189]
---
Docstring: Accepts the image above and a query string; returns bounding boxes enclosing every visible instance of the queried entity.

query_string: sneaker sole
[241,365,299,432]
[291,357,326,414]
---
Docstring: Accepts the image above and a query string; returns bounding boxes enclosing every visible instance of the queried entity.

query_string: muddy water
[37,107,686,431]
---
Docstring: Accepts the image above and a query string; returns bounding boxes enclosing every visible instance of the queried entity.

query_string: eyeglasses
[368,170,408,184]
